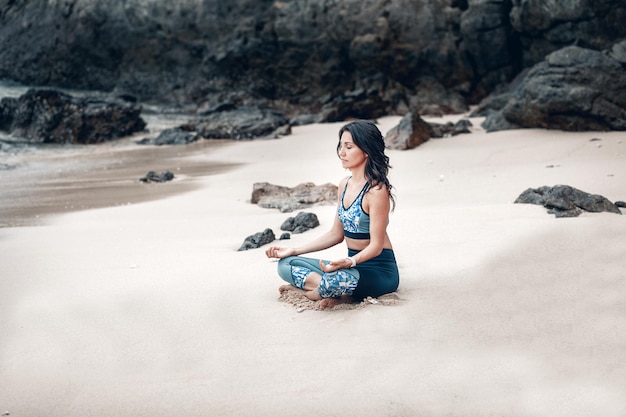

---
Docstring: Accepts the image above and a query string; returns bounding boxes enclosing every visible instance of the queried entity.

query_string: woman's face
[338,131,367,170]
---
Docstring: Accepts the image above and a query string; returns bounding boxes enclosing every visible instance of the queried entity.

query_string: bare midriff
[345,234,393,253]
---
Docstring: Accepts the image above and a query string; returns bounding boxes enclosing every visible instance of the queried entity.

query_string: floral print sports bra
[337,179,371,240]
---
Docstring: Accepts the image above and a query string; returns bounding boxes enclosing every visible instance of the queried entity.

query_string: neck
[350,176,367,186]
[350,168,367,184]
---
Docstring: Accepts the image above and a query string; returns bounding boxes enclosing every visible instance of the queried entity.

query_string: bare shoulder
[364,183,390,210]
[366,182,388,198]
[336,176,350,197]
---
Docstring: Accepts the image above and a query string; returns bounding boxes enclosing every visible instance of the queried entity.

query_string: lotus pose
[265,119,400,309]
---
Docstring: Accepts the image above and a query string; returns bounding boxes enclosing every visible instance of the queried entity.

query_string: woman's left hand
[319,258,351,273]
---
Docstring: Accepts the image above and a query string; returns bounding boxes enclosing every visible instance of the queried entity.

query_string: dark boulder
[280,212,320,234]
[514,185,622,217]
[407,77,470,116]
[384,112,472,150]
[482,44,626,132]
[510,0,626,67]
[188,107,289,140]
[290,114,319,126]
[459,0,522,101]
[429,118,473,138]
[318,89,391,123]
[137,127,198,146]
[238,228,276,251]
[0,89,146,144]
[384,112,433,150]
[139,171,175,183]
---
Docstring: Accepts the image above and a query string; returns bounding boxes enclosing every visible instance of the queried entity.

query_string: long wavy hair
[337,120,396,210]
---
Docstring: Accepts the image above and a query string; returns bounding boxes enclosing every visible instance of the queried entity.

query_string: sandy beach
[1,116,625,416]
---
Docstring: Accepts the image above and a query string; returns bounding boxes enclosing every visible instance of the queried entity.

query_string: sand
[1,116,625,417]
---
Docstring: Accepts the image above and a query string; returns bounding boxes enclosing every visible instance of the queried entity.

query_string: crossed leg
[278,273,355,309]
[278,271,322,301]
[277,256,357,309]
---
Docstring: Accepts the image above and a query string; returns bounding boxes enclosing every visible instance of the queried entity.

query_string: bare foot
[319,295,354,310]
[319,298,338,309]
[279,284,301,294]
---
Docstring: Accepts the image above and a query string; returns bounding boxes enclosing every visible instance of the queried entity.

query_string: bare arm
[265,178,348,259]
[265,209,344,258]
[295,215,344,254]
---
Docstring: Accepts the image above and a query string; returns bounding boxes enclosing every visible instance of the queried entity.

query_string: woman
[265,119,399,309]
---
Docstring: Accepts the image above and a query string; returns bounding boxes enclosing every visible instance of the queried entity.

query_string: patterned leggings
[277,256,360,298]
[277,249,399,300]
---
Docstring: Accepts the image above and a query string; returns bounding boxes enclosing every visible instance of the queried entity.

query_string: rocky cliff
[1,0,624,123]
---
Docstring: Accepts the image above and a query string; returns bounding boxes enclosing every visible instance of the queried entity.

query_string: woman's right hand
[265,246,296,259]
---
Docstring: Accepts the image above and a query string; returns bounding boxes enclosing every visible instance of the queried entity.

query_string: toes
[278,284,293,294]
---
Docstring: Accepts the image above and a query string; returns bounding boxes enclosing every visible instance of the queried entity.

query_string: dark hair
[337,119,396,210]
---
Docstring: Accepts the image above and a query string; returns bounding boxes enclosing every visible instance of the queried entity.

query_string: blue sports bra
[337,179,371,240]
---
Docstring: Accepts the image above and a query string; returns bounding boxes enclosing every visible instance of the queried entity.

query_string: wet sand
[0,82,240,227]
[0,127,237,227]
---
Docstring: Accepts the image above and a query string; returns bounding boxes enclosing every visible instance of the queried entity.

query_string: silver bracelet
[346,256,356,267]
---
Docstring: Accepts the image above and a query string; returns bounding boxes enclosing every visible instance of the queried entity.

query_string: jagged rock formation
[514,185,622,217]
[0,89,146,144]
[238,228,276,251]
[1,0,624,128]
[478,43,626,132]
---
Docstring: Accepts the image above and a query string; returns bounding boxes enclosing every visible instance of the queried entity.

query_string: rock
[238,228,275,251]
[510,0,625,66]
[139,171,175,183]
[483,44,626,132]
[280,212,320,234]
[407,77,469,116]
[384,112,472,150]
[514,185,622,217]
[290,114,319,126]
[459,0,520,100]
[318,88,391,122]
[137,127,198,145]
[269,123,292,139]
[471,92,515,118]
[480,112,519,132]
[251,182,337,213]
[1,1,625,122]
[384,111,432,150]
[191,107,289,140]
[429,119,473,138]
[279,232,291,240]
[0,89,146,144]
[609,40,626,64]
